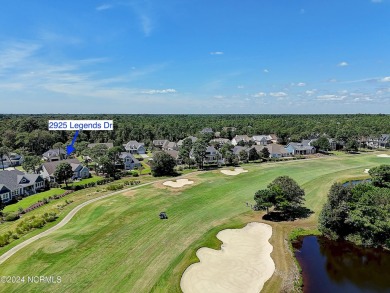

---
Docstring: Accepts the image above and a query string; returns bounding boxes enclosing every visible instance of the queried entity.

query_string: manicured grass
[61,176,104,187]
[3,188,65,213]
[0,152,388,293]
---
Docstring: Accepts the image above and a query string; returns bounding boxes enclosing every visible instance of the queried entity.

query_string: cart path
[0,178,167,265]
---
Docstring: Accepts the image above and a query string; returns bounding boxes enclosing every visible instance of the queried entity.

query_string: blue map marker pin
[66,130,79,155]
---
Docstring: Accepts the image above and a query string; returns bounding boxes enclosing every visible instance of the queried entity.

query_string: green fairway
[0,153,388,293]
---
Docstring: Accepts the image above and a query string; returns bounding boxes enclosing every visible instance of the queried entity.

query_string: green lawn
[3,188,65,213]
[0,152,388,293]
[61,176,104,187]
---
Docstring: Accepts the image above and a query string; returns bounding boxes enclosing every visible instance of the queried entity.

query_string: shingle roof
[125,140,144,150]
[119,152,140,164]
[0,170,41,191]
[42,148,66,158]
[164,150,179,160]
[42,158,81,176]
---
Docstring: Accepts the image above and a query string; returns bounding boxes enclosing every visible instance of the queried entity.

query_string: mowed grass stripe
[0,153,386,293]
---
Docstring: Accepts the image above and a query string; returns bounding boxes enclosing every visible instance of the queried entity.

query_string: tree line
[1,114,389,158]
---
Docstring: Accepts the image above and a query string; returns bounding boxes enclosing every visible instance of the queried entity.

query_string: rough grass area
[0,152,387,293]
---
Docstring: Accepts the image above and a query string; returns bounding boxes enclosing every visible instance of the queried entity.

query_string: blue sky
[0,0,389,114]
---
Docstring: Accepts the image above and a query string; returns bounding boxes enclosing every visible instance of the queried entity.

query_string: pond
[342,179,371,187]
[293,236,390,293]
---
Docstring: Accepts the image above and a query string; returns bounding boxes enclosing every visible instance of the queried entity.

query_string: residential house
[119,152,141,171]
[231,135,251,146]
[252,135,272,146]
[41,159,90,182]
[267,144,292,158]
[124,140,146,154]
[0,170,45,203]
[42,148,67,162]
[204,146,223,164]
[379,134,390,148]
[200,128,214,134]
[87,142,114,149]
[177,136,198,147]
[190,145,223,165]
[153,140,168,148]
[270,134,279,144]
[164,150,181,164]
[232,146,248,156]
[210,138,231,146]
[162,141,178,151]
[285,142,316,155]
[0,153,24,168]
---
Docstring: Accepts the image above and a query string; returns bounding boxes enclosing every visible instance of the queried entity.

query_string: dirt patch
[377,154,390,158]
[181,222,274,293]
[220,167,249,176]
[364,169,370,173]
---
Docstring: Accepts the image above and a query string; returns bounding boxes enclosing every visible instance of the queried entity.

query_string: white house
[41,159,90,182]
[0,170,45,203]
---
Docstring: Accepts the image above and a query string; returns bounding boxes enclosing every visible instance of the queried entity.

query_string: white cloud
[317,94,345,101]
[142,89,177,94]
[237,85,244,89]
[214,95,224,99]
[252,92,267,98]
[96,4,112,11]
[269,92,287,97]
[263,69,269,73]
[338,61,349,67]
[140,14,153,37]
[297,82,306,87]
[305,89,317,95]
[210,51,224,55]
[380,76,390,82]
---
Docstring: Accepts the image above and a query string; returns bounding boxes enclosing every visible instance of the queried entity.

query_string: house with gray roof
[177,136,198,147]
[252,135,272,146]
[231,135,252,146]
[42,148,67,162]
[41,159,89,182]
[210,138,231,146]
[118,152,141,170]
[153,140,169,148]
[0,170,45,203]
[380,134,390,148]
[200,127,214,134]
[285,142,315,155]
[0,153,24,168]
[123,140,146,154]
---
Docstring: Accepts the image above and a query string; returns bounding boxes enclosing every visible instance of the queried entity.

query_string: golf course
[0,152,388,293]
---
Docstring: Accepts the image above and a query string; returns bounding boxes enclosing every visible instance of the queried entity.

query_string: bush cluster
[0,212,58,247]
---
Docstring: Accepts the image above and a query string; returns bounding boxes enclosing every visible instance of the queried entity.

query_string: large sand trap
[377,154,390,158]
[364,169,370,174]
[220,167,248,176]
[181,222,275,293]
[163,178,194,188]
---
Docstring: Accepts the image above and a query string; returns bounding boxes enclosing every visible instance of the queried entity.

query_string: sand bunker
[364,169,370,174]
[220,167,248,176]
[163,178,194,188]
[181,222,275,293]
[377,154,390,158]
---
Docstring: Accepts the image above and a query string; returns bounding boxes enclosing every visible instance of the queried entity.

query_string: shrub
[4,213,20,221]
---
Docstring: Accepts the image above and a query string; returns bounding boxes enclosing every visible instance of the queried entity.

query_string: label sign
[48,120,113,131]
